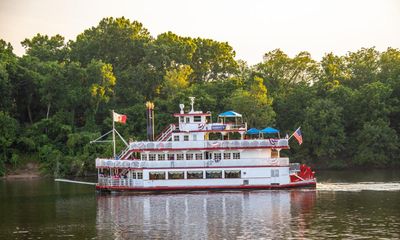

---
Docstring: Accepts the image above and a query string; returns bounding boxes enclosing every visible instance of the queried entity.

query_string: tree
[302,99,346,166]
[344,47,380,88]
[70,17,151,69]
[353,119,398,167]
[353,82,393,124]
[190,38,238,82]
[255,49,319,96]
[145,31,196,70]
[227,76,275,128]
[21,34,67,62]
[0,111,18,176]
[318,53,349,92]
[87,60,117,115]
[0,39,18,113]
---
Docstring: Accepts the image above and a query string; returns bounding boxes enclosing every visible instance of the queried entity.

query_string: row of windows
[180,116,202,123]
[128,171,143,179]
[142,152,241,161]
[149,170,241,180]
[174,135,190,141]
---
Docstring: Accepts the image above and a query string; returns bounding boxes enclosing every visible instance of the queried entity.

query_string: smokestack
[146,101,155,141]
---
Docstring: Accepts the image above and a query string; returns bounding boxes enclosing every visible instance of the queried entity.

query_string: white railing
[156,124,176,142]
[118,146,131,159]
[98,177,143,187]
[128,139,288,151]
[96,157,289,169]
[207,123,247,131]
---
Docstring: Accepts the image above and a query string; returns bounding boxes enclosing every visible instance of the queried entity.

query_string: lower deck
[96,180,316,192]
[96,165,316,191]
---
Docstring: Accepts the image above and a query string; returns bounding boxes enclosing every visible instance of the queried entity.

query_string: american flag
[293,127,303,145]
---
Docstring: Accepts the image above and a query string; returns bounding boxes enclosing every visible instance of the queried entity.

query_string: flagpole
[112,109,116,159]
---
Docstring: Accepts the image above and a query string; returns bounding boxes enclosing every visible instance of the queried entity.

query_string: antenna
[189,97,195,113]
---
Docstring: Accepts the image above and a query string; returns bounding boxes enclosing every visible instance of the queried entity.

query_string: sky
[0,0,399,65]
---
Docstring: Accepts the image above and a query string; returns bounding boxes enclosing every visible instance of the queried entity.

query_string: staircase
[118,145,132,160]
[156,124,176,142]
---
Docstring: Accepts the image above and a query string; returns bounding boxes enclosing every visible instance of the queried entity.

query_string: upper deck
[128,138,288,151]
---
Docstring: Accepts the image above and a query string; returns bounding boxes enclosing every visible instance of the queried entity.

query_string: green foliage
[1,18,399,177]
[353,120,398,167]
[227,76,275,128]
[21,34,67,62]
[302,99,346,165]
[0,111,19,176]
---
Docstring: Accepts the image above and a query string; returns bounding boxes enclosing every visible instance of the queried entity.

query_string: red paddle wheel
[290,164,315,182]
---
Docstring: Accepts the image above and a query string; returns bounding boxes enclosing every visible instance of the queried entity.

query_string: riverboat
[95,97,316,192]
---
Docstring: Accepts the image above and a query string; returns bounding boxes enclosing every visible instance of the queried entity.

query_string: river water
[1,170,399,239]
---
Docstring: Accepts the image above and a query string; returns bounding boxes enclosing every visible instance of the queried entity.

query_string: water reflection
[96,190,316,239]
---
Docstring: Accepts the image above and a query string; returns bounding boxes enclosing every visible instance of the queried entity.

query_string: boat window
[194,116,201,122]
[224,153,231,160]
[193,134,197,141]
[176,153,184,160]
[180,116,184,123]
[187,171,203,179]
[174,135,179,141]
[168,171,184,179]
[225,170,241,178]
[158,154,165,161]
[271,169,279,177]
[185,117,190,123]
[131,171,137,179]
[137,172,143,179]
[149,171,165,180]
[167,154,175,160]
[141,154,148,161]
[149,154,156,161]
[214,153,222,160]
[186,153,194,160]
[195,153,203,160]
[233,152,240,159]
[206,170,222,179]
[184,135,189,141]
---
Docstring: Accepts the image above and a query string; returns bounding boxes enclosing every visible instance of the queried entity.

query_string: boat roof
[246,128,260,134]
[218,111,242,117]
[260,127,279,134]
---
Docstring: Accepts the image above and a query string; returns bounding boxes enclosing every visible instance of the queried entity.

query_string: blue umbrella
[218,111,242,117]
[260,127,280,134]
[247,128,260,135]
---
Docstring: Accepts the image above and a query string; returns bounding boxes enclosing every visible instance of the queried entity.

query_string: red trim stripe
[173,113,211,117]
[95,181,316,192]
[128,146,289,153]
[96,165,289,170]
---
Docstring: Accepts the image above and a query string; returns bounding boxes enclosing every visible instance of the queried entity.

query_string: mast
[112,109,116,158]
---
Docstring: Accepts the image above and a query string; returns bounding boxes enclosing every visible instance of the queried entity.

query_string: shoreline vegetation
[1,17,399,177]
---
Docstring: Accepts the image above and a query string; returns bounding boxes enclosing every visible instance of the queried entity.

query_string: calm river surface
[1,170,399,239]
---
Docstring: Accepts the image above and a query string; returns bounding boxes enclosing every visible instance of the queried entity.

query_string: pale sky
[0,0,399,64]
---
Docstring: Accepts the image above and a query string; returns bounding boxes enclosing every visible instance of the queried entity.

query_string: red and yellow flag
[113,112,127,124]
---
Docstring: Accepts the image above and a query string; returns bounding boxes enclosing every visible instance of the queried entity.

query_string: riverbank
[2,162,41,179]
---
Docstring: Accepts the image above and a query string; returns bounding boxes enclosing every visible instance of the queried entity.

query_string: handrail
[118,146,131,160]
[155,124,173,141]
[128,138,289,150]
[156,124,176,142]
[96,157,290,168]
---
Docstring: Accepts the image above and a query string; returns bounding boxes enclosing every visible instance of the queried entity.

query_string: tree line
[1,17,399,176]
